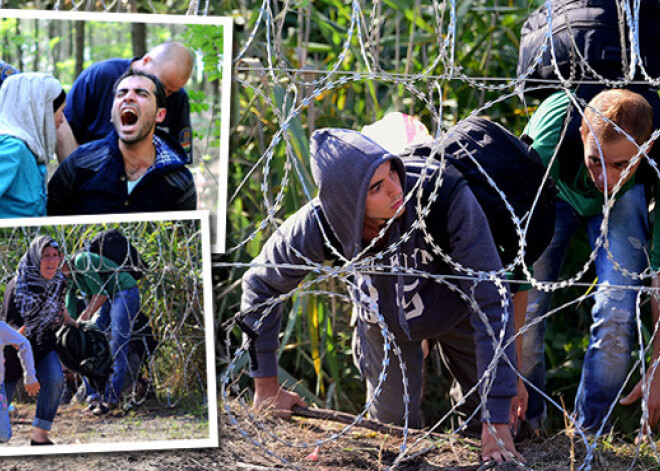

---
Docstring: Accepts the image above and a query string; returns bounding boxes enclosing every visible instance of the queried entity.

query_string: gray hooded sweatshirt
[240,128,517,422]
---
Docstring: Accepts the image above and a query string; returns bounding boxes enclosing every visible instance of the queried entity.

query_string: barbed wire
[220,0,660,469]
[0,220,208,410]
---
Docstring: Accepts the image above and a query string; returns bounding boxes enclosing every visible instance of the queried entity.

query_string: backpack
[88,229,147,280]
[517,0,660,99]
[400,117,556,267]
[56,321,113,393]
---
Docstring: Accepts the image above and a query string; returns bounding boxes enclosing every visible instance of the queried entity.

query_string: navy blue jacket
[47,130,196,215]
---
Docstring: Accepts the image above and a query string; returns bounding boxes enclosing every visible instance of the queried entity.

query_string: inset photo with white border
[0,210,217,456]
[0,9,232,251]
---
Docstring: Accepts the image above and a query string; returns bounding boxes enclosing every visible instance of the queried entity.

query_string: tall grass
[0,220,208,405]
[219,0,652,437]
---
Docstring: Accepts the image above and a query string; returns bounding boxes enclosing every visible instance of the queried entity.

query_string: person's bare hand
[24,381,40,397]
[253,377,307,420]
[481,422,525,464]
[63,311,78,327]
[510,378,529,431]
[620,368,660,439]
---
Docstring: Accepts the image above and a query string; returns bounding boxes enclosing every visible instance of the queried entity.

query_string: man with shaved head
[57,41,194,162]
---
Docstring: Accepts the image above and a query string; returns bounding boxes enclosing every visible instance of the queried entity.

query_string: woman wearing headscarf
[1,236,76,445]
[0,73,65,218]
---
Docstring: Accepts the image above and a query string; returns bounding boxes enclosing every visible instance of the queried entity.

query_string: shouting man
[57,41,194,162]
[47,70,196,215]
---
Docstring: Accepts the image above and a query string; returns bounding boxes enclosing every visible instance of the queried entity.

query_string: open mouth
[120,107,138,126]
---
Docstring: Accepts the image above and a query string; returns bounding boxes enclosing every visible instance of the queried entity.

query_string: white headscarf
[0,73,63,165]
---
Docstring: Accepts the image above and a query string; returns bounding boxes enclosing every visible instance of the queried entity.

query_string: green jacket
[66,252,137,318]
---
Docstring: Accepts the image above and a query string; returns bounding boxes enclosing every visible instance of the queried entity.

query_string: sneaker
[92,402,118,416]
[30,438,54,446]
[83,399,101,414]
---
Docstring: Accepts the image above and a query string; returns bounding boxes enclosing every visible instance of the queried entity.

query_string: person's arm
[166,90,193,163]
[241,204,329,415]
[79,293,108,322]
[65,286,78,320]
[0,321,39,391]
[62,68,93,148]
[442,185,520,461]
[55,117,79,162]
[510,290,529,429]
[69,254,109,322]
[175,171,197,210]
[523,90,573,180]
[620,275,660,430]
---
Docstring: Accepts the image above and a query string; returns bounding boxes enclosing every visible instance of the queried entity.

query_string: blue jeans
[522,184,649,432]
[6,349,64,431]
[88,286,140,405]
[0,383,10,442]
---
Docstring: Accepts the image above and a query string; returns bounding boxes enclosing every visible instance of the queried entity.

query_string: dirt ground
[0,400,212,470]
[2,401,660,470]
[215,402,660,470]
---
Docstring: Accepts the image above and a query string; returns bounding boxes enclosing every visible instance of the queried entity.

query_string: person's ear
[141,55,153,67]
[155,107,167,124]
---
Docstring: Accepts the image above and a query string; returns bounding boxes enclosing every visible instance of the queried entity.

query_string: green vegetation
[219,0,657,441]
[0,14,225,213]
[0,219,208,406]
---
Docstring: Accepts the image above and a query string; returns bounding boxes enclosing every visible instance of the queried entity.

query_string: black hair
[53,89,66,111]
[113,69,166,109]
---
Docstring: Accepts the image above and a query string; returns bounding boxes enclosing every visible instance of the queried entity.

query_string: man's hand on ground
[253,376,307,420]
[481,422,524,464]
[620,367,660,437]
[510,378,529,431]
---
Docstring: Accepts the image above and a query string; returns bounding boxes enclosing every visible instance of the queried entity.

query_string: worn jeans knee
[5,350,64,431]
[522,200,581,424]
[575,184,648,431]
[93,286,140,404]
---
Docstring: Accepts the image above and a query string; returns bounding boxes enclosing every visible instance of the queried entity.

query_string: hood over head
[310,128,405,259]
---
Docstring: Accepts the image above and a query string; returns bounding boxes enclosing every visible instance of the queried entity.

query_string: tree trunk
[68,20,74,59]
[15,22,23,71]
[74,21,85,79]
[33,19,40,72]
[49,19,59,78]
[132,23,147,58]
[2,28,10,64]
